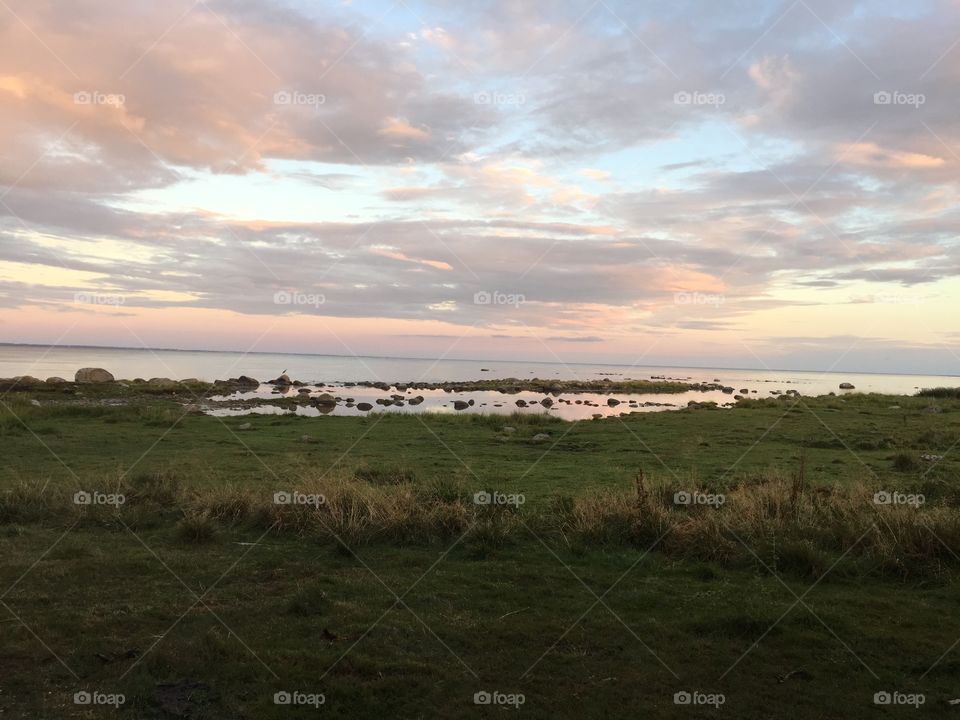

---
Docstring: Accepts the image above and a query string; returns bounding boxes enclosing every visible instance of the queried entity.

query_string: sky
[1,0,959,374]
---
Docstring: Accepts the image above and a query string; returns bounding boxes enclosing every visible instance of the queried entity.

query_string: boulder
[271,374,292,386]
[75,367,114,383]
[148,378,179,391]
[541,397,553,407]
[12,375,41,386]
[315,393,336,405]
[607,398,620,407]
[453,400,469,410]
[515,399,528,408]
[45,376,69,384]
[408,396,425,406]
[839,382,855,390]
[356,402,373,411]
[236,375,259,387]
[531,433,551,443]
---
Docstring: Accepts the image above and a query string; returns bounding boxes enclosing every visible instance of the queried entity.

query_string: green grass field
[1,389,959,718]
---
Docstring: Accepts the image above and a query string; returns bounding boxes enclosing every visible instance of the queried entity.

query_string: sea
[2,344,957,420]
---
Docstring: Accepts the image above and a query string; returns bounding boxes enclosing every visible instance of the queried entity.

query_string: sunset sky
[1,0,959,373]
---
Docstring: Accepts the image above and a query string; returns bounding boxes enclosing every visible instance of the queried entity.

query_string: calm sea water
[2,344,956,419]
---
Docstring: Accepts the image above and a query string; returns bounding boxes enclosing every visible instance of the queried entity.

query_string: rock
[839,382,855,390]
[408,396,424,405]
[271,373,292,385]
[11,375,41,386]
[592,413,603,419]
[148,378,179,391]
[541,397,553,407]
[453,400,469,410]
[515,399,528,408]
[238,422,252,430]
[739,389,748,394]
[297,387,312,394]
[300,435,317,444]
[502,426,517,434]
[531,433,551,443]
[722,387,734,394]
[236,375,259,387]
[356,402,373,411]
[468,399,475,406]
[30,399,41,407]
[607,398,620,407]
[45,376,69,384]
[315,393,336,404]
[180,378,201,385]
[922,406,942,414]
[921,453,943,462]
[75,367,114,383]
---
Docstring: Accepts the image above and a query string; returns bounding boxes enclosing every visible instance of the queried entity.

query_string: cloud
[2,0,960,370]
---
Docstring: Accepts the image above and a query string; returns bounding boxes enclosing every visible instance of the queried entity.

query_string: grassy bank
[1,388,958,717]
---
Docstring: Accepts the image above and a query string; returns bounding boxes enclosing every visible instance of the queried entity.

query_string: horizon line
[1,342,957,380]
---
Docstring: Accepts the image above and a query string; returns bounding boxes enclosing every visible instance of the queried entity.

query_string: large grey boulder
[75,368,114,383]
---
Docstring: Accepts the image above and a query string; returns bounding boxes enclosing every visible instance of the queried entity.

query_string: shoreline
[1,369,954,422]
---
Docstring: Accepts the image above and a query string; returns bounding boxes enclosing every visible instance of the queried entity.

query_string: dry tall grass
[4,468,958,577]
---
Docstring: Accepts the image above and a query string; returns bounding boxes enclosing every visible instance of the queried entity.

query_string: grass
[1,388,959,717]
